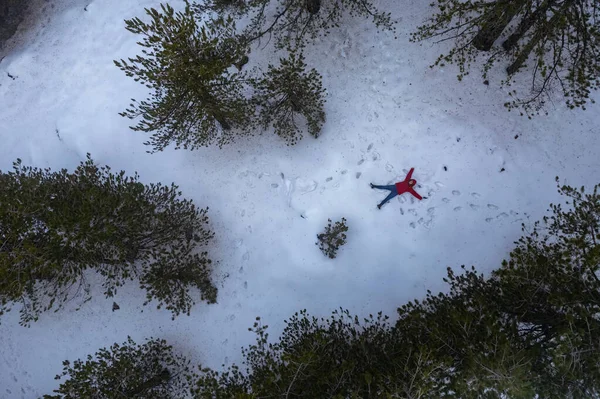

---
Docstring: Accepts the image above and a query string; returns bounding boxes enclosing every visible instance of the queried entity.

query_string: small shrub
[316,217,348,259]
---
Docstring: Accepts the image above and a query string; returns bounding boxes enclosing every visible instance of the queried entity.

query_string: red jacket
[395,168,423,200]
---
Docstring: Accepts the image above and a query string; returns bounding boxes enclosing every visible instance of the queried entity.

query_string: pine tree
[43,337,195,399]
[254,51,326,144]
[117,1,395,150]
[397,266,536,398]
[0,155,217,326]
[193,310,416,398]
[490,179,600,397]
[413,0,600,115]
[195,0,396,50]
[114,2,253,152]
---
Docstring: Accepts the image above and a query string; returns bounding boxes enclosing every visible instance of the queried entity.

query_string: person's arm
[409,188,423,200]
[405,168,414,181]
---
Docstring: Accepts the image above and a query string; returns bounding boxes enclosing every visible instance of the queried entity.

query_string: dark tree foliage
[193,310,407,398]
[397,266,536,398]
[115,3,254,152]
[43,337,195,399]
[413,0,600,115]
[195,0,396,50]
[0,155,216,326]
[491,179,600,397]
[254,51,326,143]
[316,217,348,258]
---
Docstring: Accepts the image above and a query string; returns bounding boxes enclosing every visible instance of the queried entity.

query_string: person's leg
[371,184,396,190]
[378,191,398,208]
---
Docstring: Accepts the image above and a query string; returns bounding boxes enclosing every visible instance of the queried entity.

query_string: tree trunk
[502,0,556,51]
[0,0,29,50]
[306,0,320,15]
[214,112,232,130]
[125,368,170,397]
[506,6,564,75]
[472,1,524,51]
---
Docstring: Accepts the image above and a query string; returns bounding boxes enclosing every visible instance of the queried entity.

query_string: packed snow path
[0,0,598,396]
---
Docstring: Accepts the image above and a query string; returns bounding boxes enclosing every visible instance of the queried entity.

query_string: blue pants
[373,184,398,207]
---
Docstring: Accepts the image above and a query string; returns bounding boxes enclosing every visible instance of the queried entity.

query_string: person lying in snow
[370,168,425,209]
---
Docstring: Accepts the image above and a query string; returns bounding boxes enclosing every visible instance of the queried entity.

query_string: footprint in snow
[471,192,481,199]
[454,206,462,212]
[442,197,451,203]
[356,172,362,179]
[469,203,480,210]
[487,204,499,210]
[485,212,511,223]
[452,190,461,196]
[295,178,318,194]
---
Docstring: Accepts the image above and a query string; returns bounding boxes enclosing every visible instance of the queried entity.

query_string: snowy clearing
[0,0,598,396]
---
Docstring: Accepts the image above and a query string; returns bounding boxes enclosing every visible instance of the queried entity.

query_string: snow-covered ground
[0,0,598,396]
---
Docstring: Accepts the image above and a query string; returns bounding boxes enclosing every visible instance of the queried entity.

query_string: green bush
[316,217,348,258]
